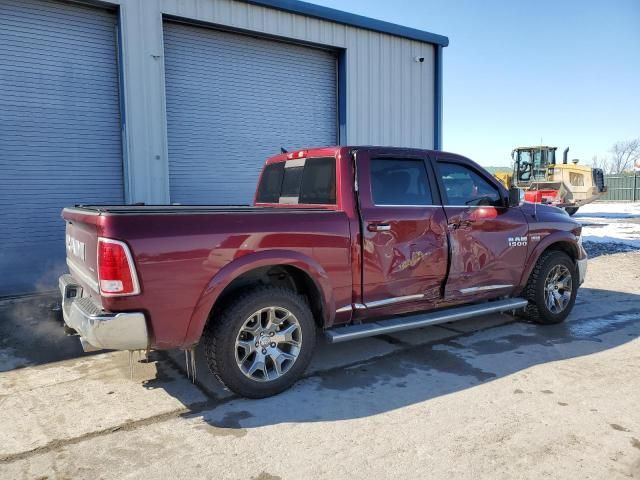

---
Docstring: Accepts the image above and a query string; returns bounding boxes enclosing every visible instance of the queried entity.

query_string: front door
[356,149,449,309]
[434,155,528,300]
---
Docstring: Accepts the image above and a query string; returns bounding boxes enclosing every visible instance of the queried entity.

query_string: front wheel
[522,251,578,324]
[203,287,316,398]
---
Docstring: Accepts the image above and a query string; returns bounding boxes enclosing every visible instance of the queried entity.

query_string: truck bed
[62,203,353,349]
[67,205,334,215]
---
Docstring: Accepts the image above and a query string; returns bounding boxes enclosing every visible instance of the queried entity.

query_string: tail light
[97,238,140,296]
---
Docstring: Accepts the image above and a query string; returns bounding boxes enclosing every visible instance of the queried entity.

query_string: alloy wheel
[544,264,573,314]
[234,306,302,382]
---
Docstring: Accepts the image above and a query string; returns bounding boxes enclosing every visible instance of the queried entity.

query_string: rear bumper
[59,274,149,351]
[577,258,588,285]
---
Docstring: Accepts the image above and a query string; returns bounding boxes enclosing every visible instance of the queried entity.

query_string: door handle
[367,223,391,232]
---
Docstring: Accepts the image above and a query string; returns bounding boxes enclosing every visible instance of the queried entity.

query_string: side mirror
[507,186,521,207]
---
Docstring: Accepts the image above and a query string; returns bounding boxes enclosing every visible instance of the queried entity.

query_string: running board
[325,298,528,343]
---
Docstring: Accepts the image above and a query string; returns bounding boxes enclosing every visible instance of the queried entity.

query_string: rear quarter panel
[98,210,351,349]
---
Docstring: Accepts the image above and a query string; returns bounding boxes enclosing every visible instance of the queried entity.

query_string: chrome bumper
[577,258,588,285]
[59,274,149,351]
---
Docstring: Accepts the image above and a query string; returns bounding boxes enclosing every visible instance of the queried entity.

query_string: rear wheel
[522,251,577,324]
[203,287,316,398]
[565,206,579,216]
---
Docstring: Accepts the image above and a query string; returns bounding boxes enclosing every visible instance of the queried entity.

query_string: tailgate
[63,209,100,298]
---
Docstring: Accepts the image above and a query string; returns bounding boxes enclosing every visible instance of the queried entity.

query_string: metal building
[0,0,448,296]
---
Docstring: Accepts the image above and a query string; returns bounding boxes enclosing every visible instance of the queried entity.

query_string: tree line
[591,138,640,174]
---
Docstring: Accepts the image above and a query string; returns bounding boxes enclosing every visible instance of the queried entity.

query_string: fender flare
[182,250,335,346]
[518,231,580,289]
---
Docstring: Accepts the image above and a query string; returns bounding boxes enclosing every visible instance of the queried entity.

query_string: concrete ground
[0,208,639,479]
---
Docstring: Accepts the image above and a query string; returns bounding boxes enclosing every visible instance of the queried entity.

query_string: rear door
[355,149,449,309]
[433,154,528,300]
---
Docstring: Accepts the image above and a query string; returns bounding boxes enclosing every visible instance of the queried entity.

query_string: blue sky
[311,0,640,167]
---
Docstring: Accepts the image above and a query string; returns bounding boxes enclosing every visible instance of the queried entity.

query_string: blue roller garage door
[0,0,124,296]
[163,21,337,205]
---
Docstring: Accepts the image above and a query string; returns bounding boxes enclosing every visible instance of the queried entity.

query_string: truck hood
[520,201,569,218]
[520,201,581,233]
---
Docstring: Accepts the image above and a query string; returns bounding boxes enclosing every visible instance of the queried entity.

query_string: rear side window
[370,158,433,206]
[256,157,336,205]
[256,162,285,203]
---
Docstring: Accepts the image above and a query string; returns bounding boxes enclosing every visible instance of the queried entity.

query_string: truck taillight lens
[97,238,140,296]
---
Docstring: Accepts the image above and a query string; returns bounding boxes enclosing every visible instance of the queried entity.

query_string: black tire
[565,207,579,216]
[203,286,316,398]
[522,250,578,324]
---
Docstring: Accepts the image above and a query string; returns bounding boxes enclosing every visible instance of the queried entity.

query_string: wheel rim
[544,264,573,314]
[235,306,302,382]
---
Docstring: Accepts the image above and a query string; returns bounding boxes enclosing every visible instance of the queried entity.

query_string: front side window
[437,162,502,207]
[370,158,433,206]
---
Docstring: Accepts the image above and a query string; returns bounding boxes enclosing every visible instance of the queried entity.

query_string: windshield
[515,149,550,182]
[548,149,556,164]
[518,150,532,165]
[532,149,551,180]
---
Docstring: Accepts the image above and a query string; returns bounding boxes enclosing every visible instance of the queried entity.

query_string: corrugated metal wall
[0,0,123,295]
[111,0,437,203]
[159,0,435,147]
[0,0,441,295]
[163,21,337,204]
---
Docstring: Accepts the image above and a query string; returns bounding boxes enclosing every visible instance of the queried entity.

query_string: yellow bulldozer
[494,146,606,215]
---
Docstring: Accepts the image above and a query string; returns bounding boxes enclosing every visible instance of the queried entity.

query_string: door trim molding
[459,285,513,294]
[365,294,425,309]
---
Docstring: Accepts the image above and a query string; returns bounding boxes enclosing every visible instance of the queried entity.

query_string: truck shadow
[150,286,640,431]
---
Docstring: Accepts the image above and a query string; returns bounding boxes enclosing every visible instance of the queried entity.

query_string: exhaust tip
[63,324,78,336]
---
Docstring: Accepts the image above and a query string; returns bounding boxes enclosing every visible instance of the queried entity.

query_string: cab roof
[265,145,447,165]
[513,146,558,150]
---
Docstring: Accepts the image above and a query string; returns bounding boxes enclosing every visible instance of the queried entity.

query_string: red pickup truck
[60,146,587,398]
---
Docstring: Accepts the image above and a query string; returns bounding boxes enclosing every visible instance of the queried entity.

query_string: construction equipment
[494,146,606,215]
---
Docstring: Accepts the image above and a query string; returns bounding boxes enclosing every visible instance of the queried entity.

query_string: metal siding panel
[96,0,437,206]
[163,21,337,204]
[601,175,639,202]
[0,0,123,295]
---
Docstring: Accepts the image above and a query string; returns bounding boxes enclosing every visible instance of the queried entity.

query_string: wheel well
[521,241,579,293]
[543,241,578,263]
[210,265,325,328]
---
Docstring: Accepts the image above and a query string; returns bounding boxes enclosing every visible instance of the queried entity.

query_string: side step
[325,298,528,343]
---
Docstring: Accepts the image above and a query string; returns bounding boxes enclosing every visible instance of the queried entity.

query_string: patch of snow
[576,202,640,219]
[581,223,640,247]
[575,202,640,250]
